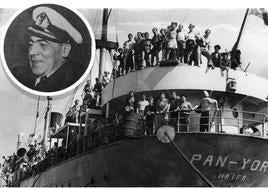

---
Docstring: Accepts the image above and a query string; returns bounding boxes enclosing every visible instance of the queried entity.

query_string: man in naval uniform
[12,6,84,92]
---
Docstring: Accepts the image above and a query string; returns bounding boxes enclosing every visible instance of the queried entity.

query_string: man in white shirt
[137,94,149,117]
[197,29,213,68]
[123,33,135,73]
[185,24,197,65]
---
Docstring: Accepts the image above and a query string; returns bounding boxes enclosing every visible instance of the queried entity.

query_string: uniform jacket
[12,62,82,92]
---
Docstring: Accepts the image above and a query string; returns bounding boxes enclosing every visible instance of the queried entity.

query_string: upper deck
[102,65,268,105]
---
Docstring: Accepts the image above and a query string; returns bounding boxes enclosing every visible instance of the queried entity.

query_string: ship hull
[19,133,268,187]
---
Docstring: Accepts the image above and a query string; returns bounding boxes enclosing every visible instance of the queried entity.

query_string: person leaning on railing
[144,96,157,135]
[168,92,180,132]
[179,95,198,132]
[196,91,219,132]
[155,92,170,130]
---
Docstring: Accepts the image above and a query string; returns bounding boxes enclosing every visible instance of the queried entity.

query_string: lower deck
[15,132,268,187]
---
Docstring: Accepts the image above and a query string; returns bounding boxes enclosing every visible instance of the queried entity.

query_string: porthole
[232,108,239,118]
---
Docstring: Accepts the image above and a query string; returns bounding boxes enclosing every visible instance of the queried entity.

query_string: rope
[181,10,191,25]
[109,51,117,99]
[62,86,79,116]
[34,107,47,133]
[32,96,40,134]
[31,173,42,187]
[164,132,215,187]
[93,9,100,34]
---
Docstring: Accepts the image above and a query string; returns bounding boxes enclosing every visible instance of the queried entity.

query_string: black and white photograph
[1,0,268,187]
[2,3,94,95]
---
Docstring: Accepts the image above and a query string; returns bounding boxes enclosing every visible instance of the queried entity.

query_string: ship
[6,8,268,187]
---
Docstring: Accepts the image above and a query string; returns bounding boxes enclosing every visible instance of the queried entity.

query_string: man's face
[205,30,211,37]
[189,26,194,32]
[137,32,142,39]
[142,94,146,100]
[28,36,65,77]
[172,92,176,99]
[178,25,183,31]
[145,33,149,39]
[128,34,133,40]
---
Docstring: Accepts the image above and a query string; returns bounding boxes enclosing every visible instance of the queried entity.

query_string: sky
[1,6,268,161]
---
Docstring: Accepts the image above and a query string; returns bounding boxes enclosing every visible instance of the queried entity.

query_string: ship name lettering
[217,172,246,182]
[259,161,268,172]
[190,154,202,163]
[191,154,228,168]
[242,158,268,172]
[250,160,261,171]
[241,158,251,169]
[215,156,228,167]
[192,154,268,175]
[202,155,213,166]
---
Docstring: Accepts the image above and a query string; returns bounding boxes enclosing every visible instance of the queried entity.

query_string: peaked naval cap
[27,6,83,44]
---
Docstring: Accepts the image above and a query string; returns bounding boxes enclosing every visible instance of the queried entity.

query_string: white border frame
[0,3,96,96]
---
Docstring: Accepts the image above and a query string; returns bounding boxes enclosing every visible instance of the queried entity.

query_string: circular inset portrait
[1,4,95,96]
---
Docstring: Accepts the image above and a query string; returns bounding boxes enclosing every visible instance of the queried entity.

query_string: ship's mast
[42,96,52,150]
[79,9,117,152]
[96,9,118,80]
[231,8,250,58]
[95,9,118,119]
[98,9,111,80]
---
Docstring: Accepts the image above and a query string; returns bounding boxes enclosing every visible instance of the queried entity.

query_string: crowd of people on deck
[64,21,244,120]
[124,90,219,135]
[2,88,262,185]
[82,72,111,109]
[112,22,242,78]
[0,135,77,185]
[65,72,113,123]
[0,141,47,185]
[0,22,246,184]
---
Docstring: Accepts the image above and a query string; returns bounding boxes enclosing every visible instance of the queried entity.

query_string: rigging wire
[62,85,80,116]
[32,96,40,134]
[109,50,117,99]
[34,105,48,134]
[93,9,100,34]
[181,10,191,25]
[165,132,215,187]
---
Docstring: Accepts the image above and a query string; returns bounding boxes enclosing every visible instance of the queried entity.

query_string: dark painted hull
[19,133,268,187]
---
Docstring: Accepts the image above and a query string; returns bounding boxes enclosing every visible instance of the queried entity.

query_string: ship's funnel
[49,112,63,135]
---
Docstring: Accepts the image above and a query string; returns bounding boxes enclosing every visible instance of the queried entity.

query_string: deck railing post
[262,123,264,137]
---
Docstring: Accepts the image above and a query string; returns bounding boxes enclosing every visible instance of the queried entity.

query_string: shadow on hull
[19,133,268,187]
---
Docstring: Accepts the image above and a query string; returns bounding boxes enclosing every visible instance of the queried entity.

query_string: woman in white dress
[166,22,178,61]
